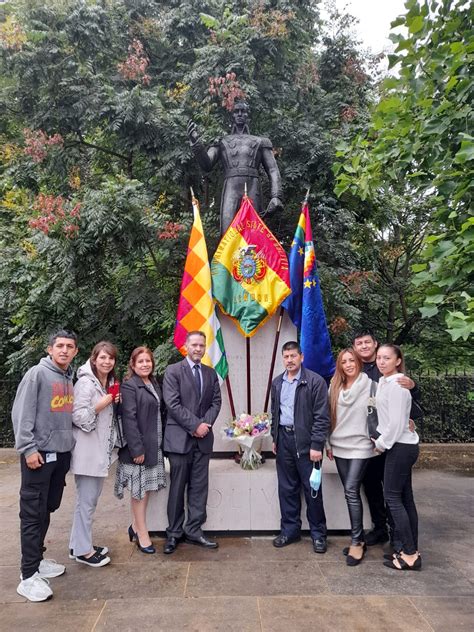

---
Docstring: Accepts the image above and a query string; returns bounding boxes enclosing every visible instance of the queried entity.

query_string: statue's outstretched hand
[187,120,200,145]
[265,197,283,216]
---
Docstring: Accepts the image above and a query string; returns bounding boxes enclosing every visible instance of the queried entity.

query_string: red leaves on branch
[330,316,349,335]
[29,194,81,238]
[23,129,63,163]
[208,73,246,111]
[339,271,373,294]
[118,39,151,85]
[340,106,358,122]
[158,221,184,240]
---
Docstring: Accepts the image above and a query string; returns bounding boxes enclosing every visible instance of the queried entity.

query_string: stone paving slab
[258,595,433,631]
[95,596,260,632]
[409,596,474,631]
[0,599,106,632]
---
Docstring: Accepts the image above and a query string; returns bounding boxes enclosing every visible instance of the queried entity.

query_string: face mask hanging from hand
[309,461,322,498]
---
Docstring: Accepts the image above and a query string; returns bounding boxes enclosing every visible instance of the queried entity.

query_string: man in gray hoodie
[12,329,78,602]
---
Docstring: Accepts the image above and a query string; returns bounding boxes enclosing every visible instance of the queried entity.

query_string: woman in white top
[374,344,421,571]
[327,348,375,566]
[69,341,120,568]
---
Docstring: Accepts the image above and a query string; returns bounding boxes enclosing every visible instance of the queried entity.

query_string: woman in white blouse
[374,344,421,571]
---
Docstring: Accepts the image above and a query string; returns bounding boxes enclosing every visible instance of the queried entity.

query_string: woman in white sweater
[69,341,120,568]
[327,348,375,566]
[375,344,421,571]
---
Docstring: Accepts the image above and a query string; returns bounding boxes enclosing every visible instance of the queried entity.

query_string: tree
[334,0,474,341]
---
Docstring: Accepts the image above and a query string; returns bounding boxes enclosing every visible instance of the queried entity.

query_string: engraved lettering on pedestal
[206,488,222,509]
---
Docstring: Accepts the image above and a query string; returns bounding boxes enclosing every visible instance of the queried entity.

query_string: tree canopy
[335,0,473,341]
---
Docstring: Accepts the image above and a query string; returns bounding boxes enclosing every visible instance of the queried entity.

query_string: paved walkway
[0,448,472,631]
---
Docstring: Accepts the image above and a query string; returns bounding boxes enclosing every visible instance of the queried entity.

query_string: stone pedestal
[214,309,297,452]
[147,458,371,532]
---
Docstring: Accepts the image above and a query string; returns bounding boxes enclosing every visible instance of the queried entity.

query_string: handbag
[367,380,380,440]
[113,405,127,449]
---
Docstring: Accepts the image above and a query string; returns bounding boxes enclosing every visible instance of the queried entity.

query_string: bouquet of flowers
[223,412,271,470]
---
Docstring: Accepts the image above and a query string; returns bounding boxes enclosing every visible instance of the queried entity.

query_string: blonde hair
[329,348,362,431]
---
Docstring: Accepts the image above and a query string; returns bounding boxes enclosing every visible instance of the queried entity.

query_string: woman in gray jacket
[69,341,119,567]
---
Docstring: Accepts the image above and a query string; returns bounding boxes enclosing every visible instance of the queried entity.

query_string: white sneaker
[38,559,66,578]
[17,572,53,602]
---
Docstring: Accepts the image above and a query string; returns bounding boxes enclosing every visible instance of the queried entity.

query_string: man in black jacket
[271,341,330,554]
[352,329,422,548]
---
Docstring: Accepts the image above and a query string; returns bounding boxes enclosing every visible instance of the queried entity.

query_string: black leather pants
[334,457,370,544]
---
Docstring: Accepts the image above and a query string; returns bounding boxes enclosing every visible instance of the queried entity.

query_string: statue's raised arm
[187,102,283,234]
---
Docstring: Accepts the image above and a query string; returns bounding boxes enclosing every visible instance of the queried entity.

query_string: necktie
[193,364,201,397]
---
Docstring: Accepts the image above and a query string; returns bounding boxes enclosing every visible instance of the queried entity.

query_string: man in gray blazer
[162,331,222,553]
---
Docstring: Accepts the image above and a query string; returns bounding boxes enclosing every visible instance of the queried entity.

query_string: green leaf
[408,15,424,34]
[419,305,439,318]
[411,263,427,272]
[454,139,474,164]
[199,13,220,29]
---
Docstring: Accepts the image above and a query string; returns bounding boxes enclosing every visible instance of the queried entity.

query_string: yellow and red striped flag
[173,194,228,383]
[211,196,291,337]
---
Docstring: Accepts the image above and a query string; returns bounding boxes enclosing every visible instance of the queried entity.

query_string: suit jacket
[118,374,164,466]
[163,359,221,454]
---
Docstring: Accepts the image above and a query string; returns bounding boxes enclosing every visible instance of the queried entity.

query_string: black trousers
[166,442,210,540]
[276,429,327,540]
[361,451,397,539]
[334,457,370,545]
[19,451,71,579]
[383,442,419,555]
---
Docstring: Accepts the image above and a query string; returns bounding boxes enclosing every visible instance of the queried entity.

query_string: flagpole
[246,337,251,413]
[263,306,284,412]
[225,375,236,418]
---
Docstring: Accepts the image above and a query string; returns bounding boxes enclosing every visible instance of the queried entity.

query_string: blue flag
[283,203,335,379]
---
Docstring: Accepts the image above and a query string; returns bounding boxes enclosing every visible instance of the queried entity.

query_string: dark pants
[166,442,210,540]
[362,452,388,532]
[334,457,370,545]
[383,442,419,555]
[276,428,327,540]
[19,451,71,579]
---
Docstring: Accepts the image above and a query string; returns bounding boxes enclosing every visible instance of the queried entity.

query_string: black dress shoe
[272,534,301,548]
[365,529,389,546]
[312,538,327,554]
[185,535,219,549]
[164,537,179,555]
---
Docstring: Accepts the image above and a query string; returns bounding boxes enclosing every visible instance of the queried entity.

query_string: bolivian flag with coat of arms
[211,196,291,337]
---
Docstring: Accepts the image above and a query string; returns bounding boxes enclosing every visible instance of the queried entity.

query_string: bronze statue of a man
[187,101,283,234]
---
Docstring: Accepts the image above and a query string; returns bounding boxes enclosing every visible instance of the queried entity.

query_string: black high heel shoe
[128,525,137,542]
[136,537,156,554]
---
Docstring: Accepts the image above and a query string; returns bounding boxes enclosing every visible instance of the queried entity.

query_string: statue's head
[231,100,250,134]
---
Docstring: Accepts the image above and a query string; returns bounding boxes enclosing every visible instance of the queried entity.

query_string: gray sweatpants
[69,475,105,557]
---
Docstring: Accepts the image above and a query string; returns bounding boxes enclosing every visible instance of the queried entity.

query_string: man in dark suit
[162,331,222,553]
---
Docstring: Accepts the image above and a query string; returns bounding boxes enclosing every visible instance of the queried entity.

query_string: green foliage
[335,0,474,340]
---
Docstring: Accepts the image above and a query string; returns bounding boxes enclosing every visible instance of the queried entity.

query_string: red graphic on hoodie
[50,382,74,412]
